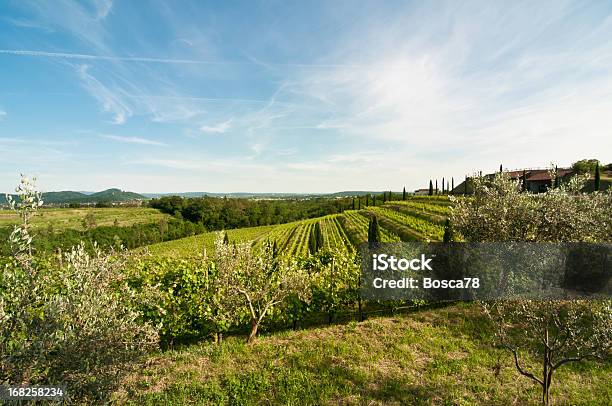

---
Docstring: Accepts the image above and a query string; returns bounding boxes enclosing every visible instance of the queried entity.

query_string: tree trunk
[542,330,550,406]
[247,318,259,344]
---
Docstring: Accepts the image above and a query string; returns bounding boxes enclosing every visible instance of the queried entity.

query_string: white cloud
[0,110,6,119]
[199,119,232,133]
[100,134,167,146]
[77,65,132,124]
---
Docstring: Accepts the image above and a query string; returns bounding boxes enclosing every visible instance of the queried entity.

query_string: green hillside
[113,303,611,405]
[0,188,145,204]
[142,197,451,259]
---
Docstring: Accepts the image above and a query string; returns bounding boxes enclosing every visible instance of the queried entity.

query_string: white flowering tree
[213,234,310,343]
[451,172,612,406]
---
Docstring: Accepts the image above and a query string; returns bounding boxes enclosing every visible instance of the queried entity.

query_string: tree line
[149,195,353,230]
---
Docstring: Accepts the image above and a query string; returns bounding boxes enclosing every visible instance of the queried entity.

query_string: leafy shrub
[0,175,158,403]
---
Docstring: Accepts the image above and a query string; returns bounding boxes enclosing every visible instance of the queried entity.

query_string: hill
[0,188,145,204]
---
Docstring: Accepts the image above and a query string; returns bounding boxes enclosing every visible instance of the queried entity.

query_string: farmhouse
[452,167,583,194]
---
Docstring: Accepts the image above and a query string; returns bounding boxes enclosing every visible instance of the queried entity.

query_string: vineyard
[144,196,453,258]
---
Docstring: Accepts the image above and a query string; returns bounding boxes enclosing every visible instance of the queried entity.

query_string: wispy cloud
[100,134,167,146]
[0,110,6,120]
[76,64,132,124]
[200,119,232,133]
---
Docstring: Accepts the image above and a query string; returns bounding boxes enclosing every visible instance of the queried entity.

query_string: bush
[0,175,158,403]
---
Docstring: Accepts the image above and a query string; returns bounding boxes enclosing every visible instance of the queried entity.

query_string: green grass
[113,303,611,405]
[0,207,169,232]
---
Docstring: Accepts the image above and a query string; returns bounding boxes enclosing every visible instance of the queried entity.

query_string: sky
[1,0,611,193]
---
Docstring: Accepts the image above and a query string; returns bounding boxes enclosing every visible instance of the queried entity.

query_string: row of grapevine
[339,210,401,247]
[386,200,451,216]
[367,206,444,241]
[383,203,448,226]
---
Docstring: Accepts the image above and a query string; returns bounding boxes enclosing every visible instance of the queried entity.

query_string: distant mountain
[87,188,144,202]
[0,188,145,205]
[143,191,384,199]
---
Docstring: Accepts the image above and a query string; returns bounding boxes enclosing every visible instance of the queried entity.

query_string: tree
[451,178,454,194]
[522,170,527,192]
[429,180,433,196]
[435,179,438,194]
[373,196,376,206]
[442,177,445,194]
[402,187,406,201]
[223,231,230,245]
[485,301,611,406]
[451,172,612,405]
[500,164,503,173]
[352,198,356,210]
[367,216,381,247]
[308,227,317,254]
[358,198,361,210]
[2,175,158,402]
[316,222,324,249]
[464,176,468,195]
[213,236,310,343]
[382,192,386,203]
[442,218,454,242]
[595,163,601,191]
[366,195,369,206]
[571,158,599,174]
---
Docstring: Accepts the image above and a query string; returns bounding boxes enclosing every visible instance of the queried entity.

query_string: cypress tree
[451,177,454,194]
[402,187,406,201]
[358,198,361,210]
[554,165,560,189]
[442,177,445,193]
[447,180,450,194]
[429,180,433,196]
[223,231,230,245]
[522,169,527,192]
[315,222,324,251]
[435,179,438,195]
[595,163,601,191]
[499,164,503,173]
[366,195,369,206]
[273,240,279,257]
[389,190,392,201]
[352,198,356,210]
[464,175,468,195]
[368,216,381,247]
[443,218,454,242]
[383,192,386,203]
[373,195,376,206]
[308,226,317,255]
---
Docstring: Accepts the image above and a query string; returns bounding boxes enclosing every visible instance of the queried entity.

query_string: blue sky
[1,0,611,193]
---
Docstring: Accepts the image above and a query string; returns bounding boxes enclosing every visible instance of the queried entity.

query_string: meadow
[0,207,169,232]
[113,303,612,405]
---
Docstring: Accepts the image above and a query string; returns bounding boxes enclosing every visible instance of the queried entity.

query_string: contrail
[0,49,366,69]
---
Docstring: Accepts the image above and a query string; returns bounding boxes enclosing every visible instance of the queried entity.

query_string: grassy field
[113,303,611,405]
[0,207,170,231]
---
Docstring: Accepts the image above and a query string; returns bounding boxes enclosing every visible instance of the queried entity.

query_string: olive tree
[451,171,612,405]
[213,234,310,343]
[1,175,158,402]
